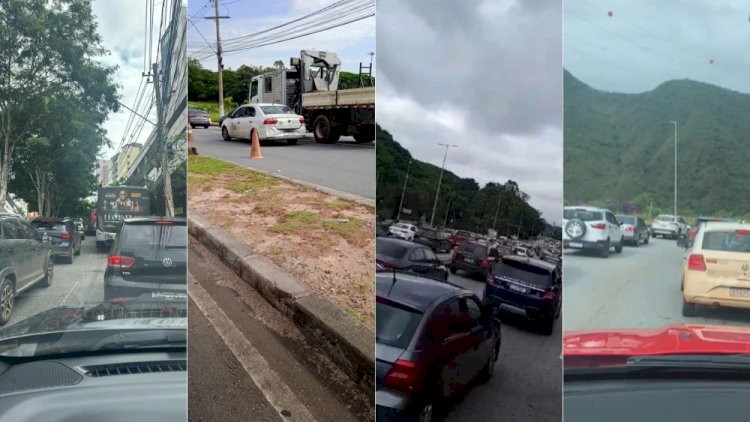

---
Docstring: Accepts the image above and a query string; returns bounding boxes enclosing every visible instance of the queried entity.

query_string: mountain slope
[564,70,750,218]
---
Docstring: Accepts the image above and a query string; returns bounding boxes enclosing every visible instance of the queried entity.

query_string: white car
[562,206,624,258]
[651,214,689,239]
[221,103,306,145]
[388,223,417,241]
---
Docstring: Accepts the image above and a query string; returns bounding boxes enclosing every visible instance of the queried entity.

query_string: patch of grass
[228,182,251,193]
[188,174,211,186]
[267,246,284,256]
[345,307,360,319]
[189,156,235,175]
[256,195,283,215]
[270,210,321,234]
[323,217,366,240]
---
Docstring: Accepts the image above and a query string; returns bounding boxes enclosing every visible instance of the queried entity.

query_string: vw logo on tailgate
[162,257,174,268]
[742,263,749,273]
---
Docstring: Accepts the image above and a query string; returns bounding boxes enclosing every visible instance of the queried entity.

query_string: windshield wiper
[627,354,750,369]
[566,354,750,380]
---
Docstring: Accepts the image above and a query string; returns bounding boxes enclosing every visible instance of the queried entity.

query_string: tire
[39,254,54,288]
[414,399,435,422]
[564,219,587,241]
[0,278,14,326]
[600,241,610,258]
[478,339,501,383]
[353,130,374,143]
[644,235,650,245]
[75,244,81,256]
[221,126,232,142]
[449,266,457,274]
[287,139,299,145]
[615,240,623,254]
[633,236,640,247]
[682,297,697,317]
[540,313,555,335]
[190,124,196,129]
[313,115,339,144]
[204,124,209,129]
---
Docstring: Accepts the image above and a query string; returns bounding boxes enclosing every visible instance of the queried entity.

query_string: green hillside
[564,70,750,220]
[376,126,557,238]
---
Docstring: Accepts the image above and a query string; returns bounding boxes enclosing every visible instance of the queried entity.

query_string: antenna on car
[388,267,398,296]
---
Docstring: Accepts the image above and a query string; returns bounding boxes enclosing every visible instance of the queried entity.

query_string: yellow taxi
[681,222,750,316]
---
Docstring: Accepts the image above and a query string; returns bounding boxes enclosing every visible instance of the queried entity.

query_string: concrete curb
[188,211,375,395]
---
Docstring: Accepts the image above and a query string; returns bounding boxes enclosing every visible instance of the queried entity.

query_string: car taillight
[383,359,418,392]
[542,289,556,301]
[154,220,174,225]
[736,230,750,235]
[480,257,489,269]
[299,118,305,124]
[688,229,697,238]
[687,254,706,271]
[109,255,136,268]
[625,226,634,232]
[62,232,70,240]
[263,118,278,125]
[591,223,606,230]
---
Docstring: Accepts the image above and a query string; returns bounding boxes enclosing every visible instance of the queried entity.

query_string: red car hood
[564,325,750,359]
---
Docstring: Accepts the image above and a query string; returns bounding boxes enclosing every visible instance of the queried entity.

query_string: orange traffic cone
[187,126,198,155]
[250,129,263,159]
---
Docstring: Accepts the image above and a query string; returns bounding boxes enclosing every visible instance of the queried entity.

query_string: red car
[564,325,750,421]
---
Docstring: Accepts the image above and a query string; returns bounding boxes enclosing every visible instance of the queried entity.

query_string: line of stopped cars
[375,221,562,422]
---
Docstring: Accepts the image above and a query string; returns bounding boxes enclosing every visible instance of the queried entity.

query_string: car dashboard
[0,351,186,421]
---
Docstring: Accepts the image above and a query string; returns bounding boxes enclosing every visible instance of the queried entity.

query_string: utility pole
[430,143,458,227]
[515,217,523,238]
[396,160,412,222]
[492,196,501,230]
[153,62,174,217]
[205,0,230,117]
[443,198,451,228]
[670,120,677,216]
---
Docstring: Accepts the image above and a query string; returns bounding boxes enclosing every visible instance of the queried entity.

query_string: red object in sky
[563,325,750,364]
[607,10,613,17]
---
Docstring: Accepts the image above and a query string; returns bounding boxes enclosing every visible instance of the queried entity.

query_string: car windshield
[377,239,408,258]
[188,109,206,114]
[375,301,422,349]
[493,259,552,288]
[260,105,293,115]
[564,209,602,221]
[0,0,187,359]
[459,242,486,255]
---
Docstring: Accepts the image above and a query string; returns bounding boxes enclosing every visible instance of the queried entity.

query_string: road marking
[188,272,318,422]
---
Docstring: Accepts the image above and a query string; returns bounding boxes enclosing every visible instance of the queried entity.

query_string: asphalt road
[563,236,750,331]
[191,126,375,200]
[439,269,563,422]
[188,237,373,422]
[9,236,105,326]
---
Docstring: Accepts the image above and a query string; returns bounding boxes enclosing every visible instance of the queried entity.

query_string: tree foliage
[376,126,548,239]
[0,0,119,215]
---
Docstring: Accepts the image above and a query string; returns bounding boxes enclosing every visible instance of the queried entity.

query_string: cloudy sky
[92,0,179,160]
[377,0,563,225]
[565,0,750,94]
[187,0,375,74]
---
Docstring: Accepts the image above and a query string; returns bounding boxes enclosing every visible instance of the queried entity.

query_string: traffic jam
[376,220,562,421]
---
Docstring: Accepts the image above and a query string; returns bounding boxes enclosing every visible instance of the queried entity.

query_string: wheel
[449,266,457,274]
[682,297,697,317]
[39,254,54,288]
[633,236,640,247]
[0,278,14,326]
[204,124,209,129]
[600,241,610,258]
[287,139,299,145]
[67,249,75,264]
[615,240,623,253]
[221,126,232,142]
[190,124,196,129]
[75,244,81,256]
[414,399,435,422]
[312,115,339,144]
[540,312,555,335]
[352,130,374,143]
[478,339,500,383]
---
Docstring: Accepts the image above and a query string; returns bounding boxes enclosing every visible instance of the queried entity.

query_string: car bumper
[484,285,550,319]
[451,260,486,275]
[104,275,186,299]
[652,228,677,236]
[376,389,415,421]
[563,239,607,250]
[189,118,211,125]
[50,245,73,256]
[683,274,750,309]
[259,126,306,140]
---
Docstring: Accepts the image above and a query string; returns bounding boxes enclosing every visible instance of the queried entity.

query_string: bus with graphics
[95,185,151,250]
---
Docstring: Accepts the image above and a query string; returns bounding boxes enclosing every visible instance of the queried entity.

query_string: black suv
[484,255,562,334]
[0,213,54,325]
[413,227,452,254]
[376,237,448,282]
[104,217,186,300]
[376,272,501,421]
[30,217,81,264]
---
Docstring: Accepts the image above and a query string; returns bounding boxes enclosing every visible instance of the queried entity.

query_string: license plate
[59,242,69,247]
[509,284,528,293]
[729,288,750,298]
[151,292,187,300]
[464,257,474,264]
[569,242,583,248]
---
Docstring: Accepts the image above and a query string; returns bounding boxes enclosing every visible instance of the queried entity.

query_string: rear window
[188,109,206,114]
[457,230,471,237]
[493,259,552,288]
[564,209,602,221]
[120,223,187,252]
[459,242,487,256]
[376,301,422,349]
[701,230,750,253]
[377,239,408,259]
[260,105,293,115]
[31,221,66,231]
[656,215,675,222]
[617,216,636,225]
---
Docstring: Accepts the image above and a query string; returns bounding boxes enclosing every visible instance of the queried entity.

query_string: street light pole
[493,196,501,230]
[670,120,677,216]
[430,143,458,227]
[396,160,412,222]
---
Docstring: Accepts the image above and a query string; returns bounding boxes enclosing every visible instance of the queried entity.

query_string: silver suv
[563,206,624,258]
[650,214,688,239]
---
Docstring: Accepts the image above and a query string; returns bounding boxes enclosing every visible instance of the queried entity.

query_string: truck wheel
[313,116,339,144]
